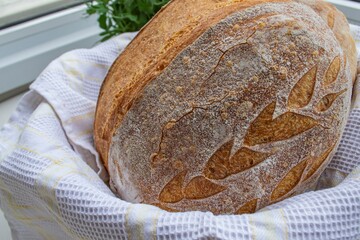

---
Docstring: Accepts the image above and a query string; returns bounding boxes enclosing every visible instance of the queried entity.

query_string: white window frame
[0,0,85,28]
[0,4,101,101]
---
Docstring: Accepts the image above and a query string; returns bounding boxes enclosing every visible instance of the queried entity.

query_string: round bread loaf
[94,0,357,214]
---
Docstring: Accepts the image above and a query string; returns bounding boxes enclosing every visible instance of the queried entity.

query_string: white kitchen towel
[0,24,359,239]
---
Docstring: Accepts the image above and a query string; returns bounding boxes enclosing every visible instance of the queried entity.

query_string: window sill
[0,0,85,29]
[0,4,101,102]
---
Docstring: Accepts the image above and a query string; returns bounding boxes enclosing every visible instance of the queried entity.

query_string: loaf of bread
[94,0,357,214]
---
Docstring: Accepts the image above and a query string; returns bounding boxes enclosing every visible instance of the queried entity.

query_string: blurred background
[0,0,359,239]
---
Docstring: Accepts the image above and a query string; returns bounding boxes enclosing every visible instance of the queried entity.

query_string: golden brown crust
[95,0,356,214]
[94,0,291,168]
[295,0,357,81]
[235,198,258,214]
[271,159,307,201]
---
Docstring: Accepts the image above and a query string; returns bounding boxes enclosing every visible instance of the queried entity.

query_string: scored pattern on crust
[159,171,226,202]
[271,159,307,201]
[323,55,341,86]
[184,176,227,200]
[235,198,258,214]
[327,10,335,29]
[203,140,234,180]
[303,143,337,181]
[158,54,346,208]
[156,54,346,212]
[159,170,187,203]
[203,140,272,180]
[315,89,347,112]
[243,102,318,146]
[288,66,317,109]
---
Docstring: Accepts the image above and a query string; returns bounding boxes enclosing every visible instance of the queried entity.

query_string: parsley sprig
[86,0,170,42]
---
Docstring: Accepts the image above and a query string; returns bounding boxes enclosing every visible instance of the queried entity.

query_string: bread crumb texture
[95,0,356,214]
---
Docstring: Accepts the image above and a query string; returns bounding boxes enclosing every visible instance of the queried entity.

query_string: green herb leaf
[86,0,170,42]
